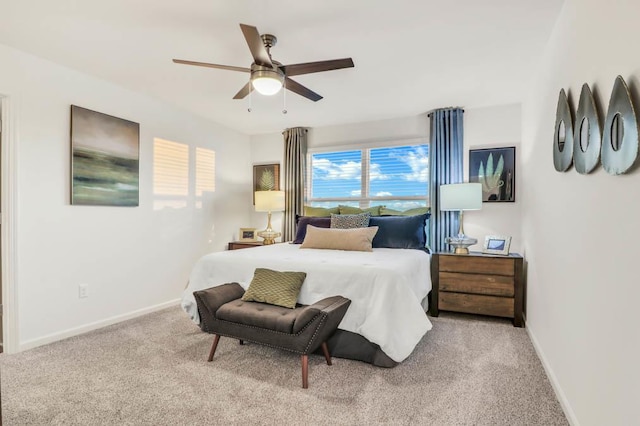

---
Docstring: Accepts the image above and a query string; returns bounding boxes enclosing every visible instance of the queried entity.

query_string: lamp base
[445,236,477,255]
[258,230,281,245]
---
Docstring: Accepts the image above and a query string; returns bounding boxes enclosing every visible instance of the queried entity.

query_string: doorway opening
[0,95,16,354]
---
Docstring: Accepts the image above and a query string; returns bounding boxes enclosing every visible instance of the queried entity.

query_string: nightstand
[430,251,524,327]
[228,241,263,250]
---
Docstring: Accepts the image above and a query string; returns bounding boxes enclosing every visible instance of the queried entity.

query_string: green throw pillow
[304,206,340,217]
[379,206,430,216]
[338,205,382,216]
[241,268,307,309]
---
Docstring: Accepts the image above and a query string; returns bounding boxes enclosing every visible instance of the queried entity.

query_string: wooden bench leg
[301,354,309,389]
[321,342,332,366]
[208,335,221,362]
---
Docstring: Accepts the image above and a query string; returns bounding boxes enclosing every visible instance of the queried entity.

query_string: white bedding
[181,243,433,362]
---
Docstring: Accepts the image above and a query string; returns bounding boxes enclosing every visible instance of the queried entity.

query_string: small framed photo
[239,228,257,242]
[483,235,512,255]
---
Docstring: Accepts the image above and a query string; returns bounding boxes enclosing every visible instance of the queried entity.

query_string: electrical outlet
[78,284,88,299]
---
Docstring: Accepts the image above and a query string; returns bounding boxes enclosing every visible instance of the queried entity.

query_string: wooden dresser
[228,241,263,250]
[430,252,524,327]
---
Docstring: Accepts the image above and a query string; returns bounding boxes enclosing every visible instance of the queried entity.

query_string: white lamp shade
[255,190,285,212]
[252,76,283,95]
[439,183,482,211]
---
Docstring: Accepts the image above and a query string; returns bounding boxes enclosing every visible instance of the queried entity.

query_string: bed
[181,242,432,366]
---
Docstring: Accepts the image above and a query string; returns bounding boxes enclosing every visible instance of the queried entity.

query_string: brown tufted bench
[193,283,351,389]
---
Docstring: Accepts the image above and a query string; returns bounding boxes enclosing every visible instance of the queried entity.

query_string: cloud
[312,158,361,180]
[312,146,428,184]
[391,146,429,182]
[350,190,362,196]
[375,191,392,196]
[370,163,389,181]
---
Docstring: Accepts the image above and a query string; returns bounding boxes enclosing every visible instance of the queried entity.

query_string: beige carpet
[0,307,567,425]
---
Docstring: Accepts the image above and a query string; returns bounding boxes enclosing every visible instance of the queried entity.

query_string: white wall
[0,43,252,350]
[249,132,286,241]
[249,115,430,236]
[250,108,522,254]
[522,1,640,424]
[464,104,522,253]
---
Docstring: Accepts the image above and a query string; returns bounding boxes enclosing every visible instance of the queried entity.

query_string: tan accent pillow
[241,268,307,309]
[300,225,379,252]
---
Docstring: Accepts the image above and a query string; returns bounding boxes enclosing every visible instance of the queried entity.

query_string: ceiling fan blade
[280,58,354,77]
[239,24,272,67]
[233,82,253,99]
[172,59,250,73]
[285,78,323,102]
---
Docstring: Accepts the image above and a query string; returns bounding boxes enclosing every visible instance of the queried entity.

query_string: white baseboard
[527,325,579,426]
[19,299,181,352]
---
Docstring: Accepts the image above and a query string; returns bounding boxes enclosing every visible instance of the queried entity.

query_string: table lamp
[255,190,285,245]
[439,183,482,254]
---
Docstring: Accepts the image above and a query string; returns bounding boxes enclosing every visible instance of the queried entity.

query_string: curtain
[282,127,307,241]
[429,108,464,253]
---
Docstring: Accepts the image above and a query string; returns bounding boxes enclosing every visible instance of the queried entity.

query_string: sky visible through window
[310,145,429,210]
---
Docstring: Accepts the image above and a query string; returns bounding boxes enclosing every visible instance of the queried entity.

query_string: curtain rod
[282,127,309,135]
[427,107,465,117]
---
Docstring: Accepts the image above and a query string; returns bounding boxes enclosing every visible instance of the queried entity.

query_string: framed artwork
[253,163,280,204]
[483,235,512,256]
[239,228,257,242]
[71,105,140,206]
[469,146,515,202]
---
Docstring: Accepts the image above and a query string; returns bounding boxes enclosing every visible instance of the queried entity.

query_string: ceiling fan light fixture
[251,68,284,96]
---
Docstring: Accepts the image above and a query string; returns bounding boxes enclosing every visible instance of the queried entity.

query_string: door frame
[1,95,19,354]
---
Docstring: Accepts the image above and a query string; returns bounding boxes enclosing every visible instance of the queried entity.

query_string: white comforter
[181,244,433,362]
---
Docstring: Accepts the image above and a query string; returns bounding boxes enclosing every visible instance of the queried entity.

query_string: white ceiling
[0,0,564,135]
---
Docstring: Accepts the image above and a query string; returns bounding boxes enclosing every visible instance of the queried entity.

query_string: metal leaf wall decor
[601,75,639,175]
[553,89,574,172]
[554,76,640,175]
[573,83,602,174]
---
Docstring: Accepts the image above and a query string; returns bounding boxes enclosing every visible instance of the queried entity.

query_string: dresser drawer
[439,255,514,276]
[439,272,514,297]
[439,292,514,318]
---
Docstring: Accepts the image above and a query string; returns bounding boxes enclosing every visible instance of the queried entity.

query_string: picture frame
[253,163,280,204]
[469,146,516,202]
[239,228,257,242]
[482,235,512,256]
[71,105,140,206]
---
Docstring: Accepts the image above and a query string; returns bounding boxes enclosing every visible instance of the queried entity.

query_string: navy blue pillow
[368,213,430,249]
[292,216,331,244]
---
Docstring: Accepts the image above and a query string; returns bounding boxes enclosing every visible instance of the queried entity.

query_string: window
[307,143,429,210]
[153,138,216,210]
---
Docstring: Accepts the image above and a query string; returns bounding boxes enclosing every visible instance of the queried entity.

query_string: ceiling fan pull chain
[282,79,287,114]
[248,86,252,113]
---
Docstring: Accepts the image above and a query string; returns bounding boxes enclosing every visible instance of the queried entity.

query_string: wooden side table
[430,251,524,327]
[228,241,263,250]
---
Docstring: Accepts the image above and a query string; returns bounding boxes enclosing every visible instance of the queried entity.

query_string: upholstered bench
[194,283,351,388]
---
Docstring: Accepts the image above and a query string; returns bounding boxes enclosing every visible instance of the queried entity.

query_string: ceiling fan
[173,23,354,102]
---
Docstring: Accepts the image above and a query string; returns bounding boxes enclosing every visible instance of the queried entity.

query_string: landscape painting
[71,106,140,206]
[469,146,516,202]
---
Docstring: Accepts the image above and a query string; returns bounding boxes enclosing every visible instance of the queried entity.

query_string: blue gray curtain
[429,108,464,253]
[282,127,308,241]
